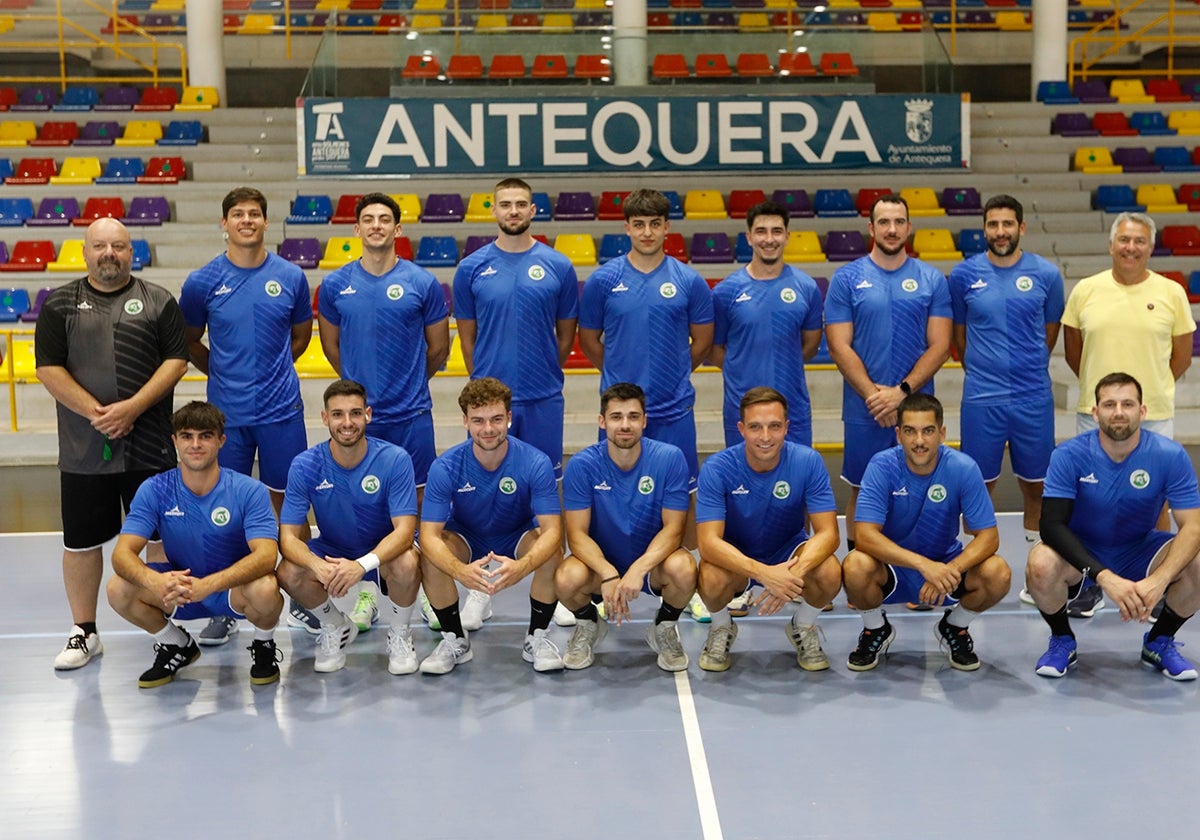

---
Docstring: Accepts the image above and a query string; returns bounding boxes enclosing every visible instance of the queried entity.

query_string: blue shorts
[370,412,435,487]
[841,421,897,487]
[446,521,536,561]
[221,415,308,492]
[960,396,1054,483]
[148,562,244,621]
[510,395,564,480]
[881,557,965,606]
[1096,530,1174,581]
[722,406,812,449]
[717,533,808,592]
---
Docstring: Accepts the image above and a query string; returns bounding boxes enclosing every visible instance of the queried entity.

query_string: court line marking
[674,669,725,840]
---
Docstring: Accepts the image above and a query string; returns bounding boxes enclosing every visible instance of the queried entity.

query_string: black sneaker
[248,639,282,685]
[937,610,980,671]
[138,637,201,688]
[847,618,895,672]
[1067,584,1104,618]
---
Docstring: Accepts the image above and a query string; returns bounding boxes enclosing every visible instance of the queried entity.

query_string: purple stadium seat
[554,191,596,221]
[825,230,869,261]
[1111,147,1161,173]
[13,86,57,111]
[76,121,120,146]
[19,286,54,322]
[689,232,733,264]
[940,187,982,215]
[1051,112,1097,137]
[27,197,81,227]
[421,193,465,223]
[1073,79,1115,103]
[278,237,321,268]
[122,196,171,225]
[463,235,497,257]
[96,86,140,111]
[772,189,814,218]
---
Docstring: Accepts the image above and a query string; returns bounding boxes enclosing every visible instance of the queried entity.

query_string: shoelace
[65,634,89,652]
[318,627,346,654]
[708,625,735,652]
[861,625,890,652]
[944,625,974,652]
[249,641,282,665]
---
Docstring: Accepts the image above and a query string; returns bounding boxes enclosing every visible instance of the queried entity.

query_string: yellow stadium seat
[114,120,164,147]
[318,237,363,270]
[912,229,963,261]
[50,157,102,186]
[575,0,608,8]
[899,187,946,217]
[465,193,495,223]
[239,13,275,34]
[0,121,37,147]
[443,332,468,374]
[0,339,38,382]
[294,334,337,377]
[316,0,354,9]
[151,0,186,9]
[475,14,507,32]
[1136,183,1188,213]
[0,15,14,35]
[1109,79,1154,104]
[995,11,1031,31]
[554,234,597,266]
[783,230,825,263]
[867,13,902,32]
[542,13,574,32]
[684,190,728,220]
[177,86,219,111]
[390,193,422,224]
[410,14,443,30]
[1167,110,1200,136]
[889,0,923,7]
[1073,146,1122,173]
[738,13,771,31]
[47,239,87,272]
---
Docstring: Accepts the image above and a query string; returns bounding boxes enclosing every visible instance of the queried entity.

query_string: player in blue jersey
[694,388,842,672]
[277,380,422,675]
[106,402,284,688]
[843,393,1010,671]
[452,177,578,479]
[418,378,565,674]
[711,201,824,448]
[180,187,313,645]
[826,194,952,558]
[317,193,449,489]
[1027,373,1200,681]
[556,383,696,671]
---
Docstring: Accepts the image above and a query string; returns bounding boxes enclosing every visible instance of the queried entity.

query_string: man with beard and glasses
[826,194,952,563]
[36,218,189,671]
[710,201,824,449]
[277,380,421,675]
[1027,373,1200,681]
[555,383,695,671]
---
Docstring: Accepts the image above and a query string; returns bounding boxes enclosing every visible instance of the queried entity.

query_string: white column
[1031,0,1069,100]
[612,0,647,87]
[185,0,226,105]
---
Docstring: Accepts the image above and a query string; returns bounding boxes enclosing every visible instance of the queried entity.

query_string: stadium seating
[899,187,946,216]
[464,193,494,223]
[783,230,825,263]
[813,189,857,217]
[95,157,145,184]
[27,197,80,227]
[940,187,982,215]
[123,196,171,225]
[76,121,120,146]
[1051,112,1097,137]
[554,192,596,221]
[279,238,321,268]
[414,236,460,267]
[824,230,868,261]
[50,157,102,185]
[772,189,813,217]
[288,194,333,224]
[423,193,466,223]
[1092,111,1138,137]
[0,287,31,320]
[728,189,766,219]
[1128,111,1174,136]
[597,191,629,221]
[318,237,363,270]
[1073,146,1122,173]
[5,158,56,184]
[1111,147,1160,173]
[18,287,53,322]
[912,229,963,260]
[684,190,728,220]
[1136,183,1187,213]
[0,240,55,271]
[29,121,79,146]
[135,87,180,111]
[47,240,86,272]
[1160,224,1200,256]
[54,86,99,111]
[598,234,631,264]
[74,196,127,226]
[1093,184,1144,212]
[138,156,185,183]
[690,232,733,263]
[0,198,34,226]
[554,234,598,266]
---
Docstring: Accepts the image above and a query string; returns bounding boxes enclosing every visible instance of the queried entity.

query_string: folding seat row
[0,155,184,185]
[1038,78,1200,106]
[0,238,152,272]
[0,85,216,112]
[0,196,171,227]
[0,119,203,148]
[651,51,858,80]
[400,54,612,81]
[1074,145,1200,173]
[1052,110,1178,137]
[1094,183,1200,215]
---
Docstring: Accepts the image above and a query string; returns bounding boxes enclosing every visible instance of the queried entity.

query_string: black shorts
[60,469,163,550]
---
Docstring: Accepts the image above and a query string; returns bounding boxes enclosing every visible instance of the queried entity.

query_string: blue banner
[297,93,968,176]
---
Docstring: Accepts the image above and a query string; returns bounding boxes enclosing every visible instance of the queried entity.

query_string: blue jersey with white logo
[452,242,578,401]
[696,442,836,560]
[318,260,447,423]
[824,255,951,424]
[179,252,311,425]
[562,437,690,571]
[713,266,824,426]
[1043,430,1200,561]
[280,437,417,559]
[856,445,996,560]
[422,436,561,535]
[122,468,278,579]
[949,252,1064,402]
[580,255,714,421]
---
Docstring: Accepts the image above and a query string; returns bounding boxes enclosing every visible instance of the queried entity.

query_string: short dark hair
[983,194,1023,225]
[355,193,400,223]
[1095,371,1143,404]
[623,188,672,221]
[745,201,789,231]
[896,392,943,427]
[458,377,512,413]
[739,386,789,420]
[222,186,267,218]
[869,194,908,224]
[172,401,225,436]
[494,177,532,197]
[600,382,646,414]
[323,378,368,407]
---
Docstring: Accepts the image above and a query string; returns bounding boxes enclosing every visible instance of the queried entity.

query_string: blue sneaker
[1141,633,1198,681]
[1035,634,1077,678]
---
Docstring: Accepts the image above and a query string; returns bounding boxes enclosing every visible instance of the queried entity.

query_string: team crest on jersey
[528,265,545,281]
[638,476,655,495]
[901,278,919,293]
[927,484,947,503]
[1015,276,1034,292]
[499,477,517,494]
[210,506,231,527]
[780,288,797,304]
[361,475,380,494]
[660,282,677,299]
[386,284,404,301]
[264,280,282,298]
[123,299,144,315]
[1130,470,1151,490]
[772,481,791,500]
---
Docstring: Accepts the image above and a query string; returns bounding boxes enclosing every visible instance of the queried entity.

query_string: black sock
[528,598,556,635]
[572,602,599,622]
[846,538,855,552]
[78,622,98,636]
[432,603,465,639]
[1039,607,1073,638]
[1147,603,1190,642]
[655,601,684,624]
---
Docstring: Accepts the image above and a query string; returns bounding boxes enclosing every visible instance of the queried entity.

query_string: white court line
[673,669,724,840]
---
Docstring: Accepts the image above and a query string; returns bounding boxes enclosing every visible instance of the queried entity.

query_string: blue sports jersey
[713,266,824,430]
[1043,430,1200,562]
[452,242,578,401]
[122,468,278,579]
[423,436,561,535]
[280,437,417,559]
[948,252,1065,402]
[856,445,996,560]
[318,260,447,423]
[179,252,311,426]
[696,442,836,560]
[824,255,951,424]
[562,437,690,571]
[580,255,714,422]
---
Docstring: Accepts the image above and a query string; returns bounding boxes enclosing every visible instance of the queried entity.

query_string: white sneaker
[461,590,493,632]
[522,629,564,672]
[419,632,472,675]
[314,621,358,673]
[646,621,689,672]
[687,592,711,623]
[1018,587,1037,606]
[418,587,441,631]
[54,626,102,670]
[553,602,577,627]
[563,617,608,670]
[386,626,418,675]
[349,588,379,632]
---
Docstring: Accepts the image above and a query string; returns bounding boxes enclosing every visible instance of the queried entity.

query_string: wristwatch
[899,380,912,395]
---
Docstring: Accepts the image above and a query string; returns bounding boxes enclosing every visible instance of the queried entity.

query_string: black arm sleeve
[1039,496,1111,578]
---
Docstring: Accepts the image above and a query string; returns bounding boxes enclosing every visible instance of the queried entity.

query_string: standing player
[418,378,565,674]
[826,193,952,555]
[710,200,824,447]
[842,394,1010,672]
[694,388,842,672]
[106,402,284,688]
[36,218,189,670]
[555,383,696,671]
[1027,373,1200,681]
[277,380,422,675]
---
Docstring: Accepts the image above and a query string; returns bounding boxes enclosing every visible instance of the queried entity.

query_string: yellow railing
[1071,0,1200,84]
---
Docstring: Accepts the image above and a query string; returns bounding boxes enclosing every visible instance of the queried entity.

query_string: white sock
[316,598,346,626]
[948,604,981,628]
[710,607,732,627]
[154,621,190,646]
[253,626,274,641]
[1024,529,1039,544]
[792,601,822,627]
[388,597,414,629]
[861,608,886,630]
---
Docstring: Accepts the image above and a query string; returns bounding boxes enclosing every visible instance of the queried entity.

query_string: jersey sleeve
[1060,283,1083,330]
[1168,282,1197,336]
[801,450,837,515]
[421,457,454,523]
[33,296,69,366]
[451,264,476,321]
[279,455,313,527]
[155,294,189,361]
[957,458,998,531]
[317,276,341,325]
[824,271,852,324]
[289,268,314,326]
[662,447,691,512]
[947,264,968,325]
[802,281,824,332]
[1042,445,1078,500]
[121,478,162,539]
[556,260,580,321]
[386,447,419,518]
[241,480,281,541]
[929,271,952,319]
[1165,446,1200,510]
[711,282,731,346]
[578,270,606,331]
[854,457,891,525]
[687,272,715,325]
[1045,265,1065,324]
[561,453,593,512]
[421,272,449,326]
[530,453,563,517]
[177,273,208,329]
[695,460,727,524]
